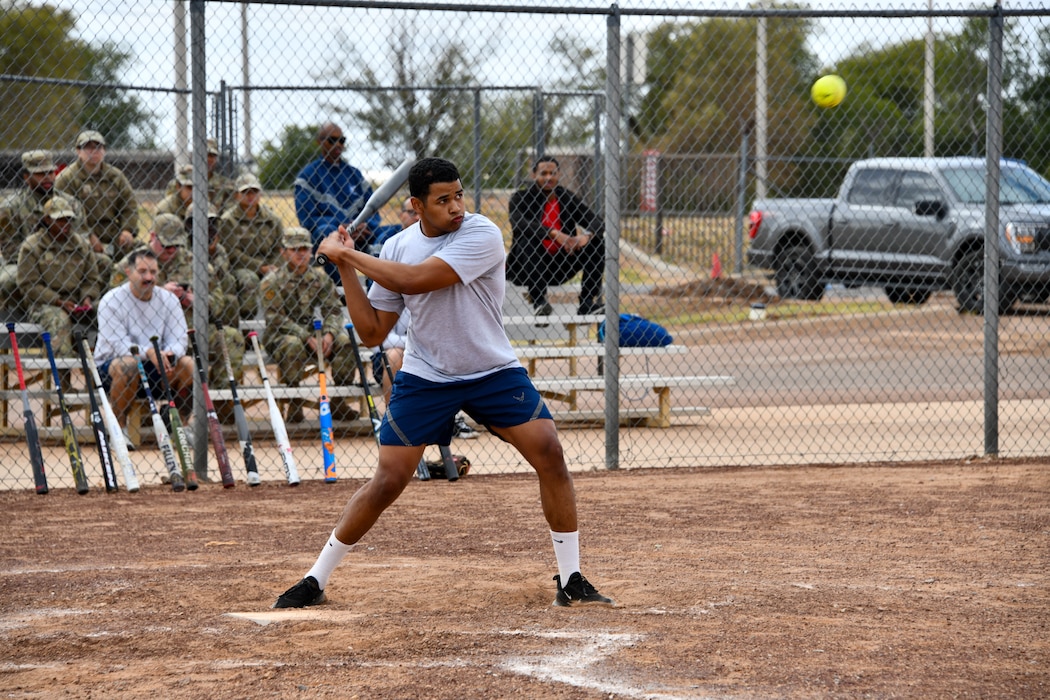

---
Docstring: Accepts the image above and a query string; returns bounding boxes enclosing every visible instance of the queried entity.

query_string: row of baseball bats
[7,319,460,494]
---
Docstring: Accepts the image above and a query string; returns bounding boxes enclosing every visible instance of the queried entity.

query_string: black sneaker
[453,414,478,439]
[577,298,604,315]
[552,572,614,607]
[273,576,326,609]
[525,292,553,316]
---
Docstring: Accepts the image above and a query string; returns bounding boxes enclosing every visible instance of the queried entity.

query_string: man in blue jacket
[294,122,380,282]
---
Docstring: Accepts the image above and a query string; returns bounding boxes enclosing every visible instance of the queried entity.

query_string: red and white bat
[215,325,260,486]
[7,323,47,494]
[187,329,235,488]
[81,337,139,493]
[314,319,337,482]
[249,331,300,486]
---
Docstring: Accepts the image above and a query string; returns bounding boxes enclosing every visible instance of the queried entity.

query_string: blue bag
[597,313,673,347]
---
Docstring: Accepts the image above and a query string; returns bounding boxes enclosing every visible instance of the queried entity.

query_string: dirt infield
[1,460,1047,698]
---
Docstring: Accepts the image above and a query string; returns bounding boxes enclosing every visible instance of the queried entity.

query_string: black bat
[7,323,47,494]
[215,325,259,485]
[74,332,118,493]
[187,329,235,488]
[149,336,197,491]
[42,332,88,494]
[130,345,185,492]
[439,444,459,483]
[379,349,429,480]
[315,156,415,266]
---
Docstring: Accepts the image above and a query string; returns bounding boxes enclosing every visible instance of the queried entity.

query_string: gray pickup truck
[746,157,1050,313]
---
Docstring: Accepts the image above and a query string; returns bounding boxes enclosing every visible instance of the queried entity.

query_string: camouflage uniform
[0,151,57,311]
[260,227,356,420]
[54,158,139,255]
[154,192,191,219]
[164,140,236,213]
[16,196,102,355]
[0,187,47,311]
[217,174,284,320]
[156,164,193,220]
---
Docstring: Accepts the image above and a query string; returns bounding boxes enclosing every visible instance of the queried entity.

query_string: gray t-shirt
[368,212,519,383]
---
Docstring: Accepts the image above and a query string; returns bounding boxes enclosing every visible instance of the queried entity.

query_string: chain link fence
[1,1,1048,491]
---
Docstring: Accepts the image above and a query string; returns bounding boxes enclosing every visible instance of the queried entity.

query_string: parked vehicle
[747,157,1050,313]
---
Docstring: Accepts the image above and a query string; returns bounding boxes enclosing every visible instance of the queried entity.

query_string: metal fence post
[734,122,750,275]
[604,4,622,470]
[983,4,1004,456]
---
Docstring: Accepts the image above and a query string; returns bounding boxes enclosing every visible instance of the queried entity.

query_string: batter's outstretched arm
[320,229,460,294]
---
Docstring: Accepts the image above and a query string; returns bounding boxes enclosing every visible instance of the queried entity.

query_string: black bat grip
[315,253,329,266]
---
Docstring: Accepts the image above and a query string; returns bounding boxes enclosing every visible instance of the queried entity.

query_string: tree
[0,3,85,149]
[321,21,488,170]
[256,124,318,190]
[79,41,157,149]
[0,2,155,150]
[633,12,817,208]
[473,34,605,190]
[829,17,1030,163]
[1018,24,1050,176]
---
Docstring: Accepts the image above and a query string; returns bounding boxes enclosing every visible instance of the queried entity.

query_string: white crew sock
[550,530,580,587]
[305,531,355,590]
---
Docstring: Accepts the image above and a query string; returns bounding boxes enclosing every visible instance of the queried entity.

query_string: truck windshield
[942,165,1050,205]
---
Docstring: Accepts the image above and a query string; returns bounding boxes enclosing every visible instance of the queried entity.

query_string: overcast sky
[50,1,1046,174]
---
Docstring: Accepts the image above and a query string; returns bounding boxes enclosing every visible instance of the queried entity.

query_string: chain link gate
[1,1,1048,491]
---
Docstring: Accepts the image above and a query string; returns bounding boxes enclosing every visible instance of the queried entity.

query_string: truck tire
[951,249,1017,314]
[884,287,931,305]
[774,244,824,301]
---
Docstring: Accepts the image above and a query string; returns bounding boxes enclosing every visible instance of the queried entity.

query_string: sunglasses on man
[325,136,347,144]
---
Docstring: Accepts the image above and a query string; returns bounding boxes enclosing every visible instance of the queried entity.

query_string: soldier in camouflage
[260,226,358,424]
[163,138,235,214]
[55,130,140,263]
[217,173,285,320]
[185,204,246,395]
[154,165,194,219]
[16,195,102,355]
[0,150,58,312]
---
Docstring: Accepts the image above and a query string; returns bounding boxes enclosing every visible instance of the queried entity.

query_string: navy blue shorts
[99,357,168,399]
[379,366,552,446]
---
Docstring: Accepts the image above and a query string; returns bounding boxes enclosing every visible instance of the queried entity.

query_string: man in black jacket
[507,156,605,315]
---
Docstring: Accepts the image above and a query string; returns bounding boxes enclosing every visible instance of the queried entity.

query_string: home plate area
[1,464,1045,697]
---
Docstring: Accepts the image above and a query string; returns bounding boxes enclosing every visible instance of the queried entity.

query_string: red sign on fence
[640,149,660,212]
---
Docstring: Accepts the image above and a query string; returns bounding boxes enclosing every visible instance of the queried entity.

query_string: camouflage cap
[21,150,55,174]
[175,164,194,186]
[206,138,219,155]
[43,194,77,220]
[75,130,106,148]
[235,173,262,192]
[282,227,313,249]
[153,213,188,247]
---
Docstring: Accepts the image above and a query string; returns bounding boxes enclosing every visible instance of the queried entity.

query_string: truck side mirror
[914,199,947,219]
